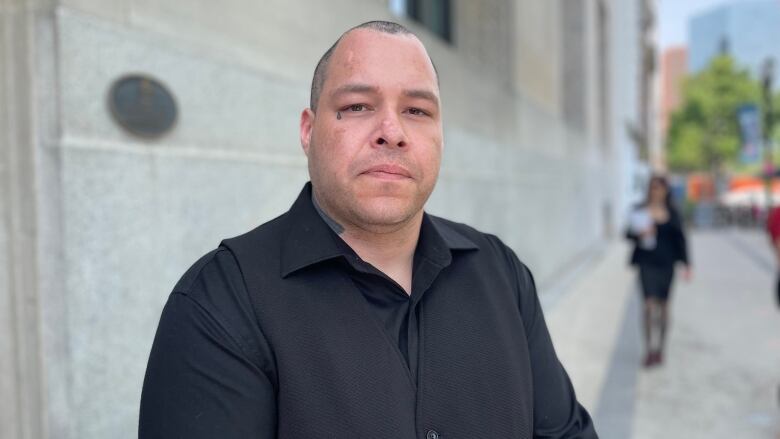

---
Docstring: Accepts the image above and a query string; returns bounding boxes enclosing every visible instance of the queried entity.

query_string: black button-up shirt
[140,183,597,438]
[311,192,472,383]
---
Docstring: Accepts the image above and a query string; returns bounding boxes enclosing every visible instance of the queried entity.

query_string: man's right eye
[344,104,367,112]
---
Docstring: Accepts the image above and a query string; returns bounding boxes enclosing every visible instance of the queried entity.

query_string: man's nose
[372,112,408,148]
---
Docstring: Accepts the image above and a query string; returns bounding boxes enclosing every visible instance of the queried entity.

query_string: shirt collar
[279,182,478,278]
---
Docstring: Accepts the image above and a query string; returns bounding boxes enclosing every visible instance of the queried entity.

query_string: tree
[666,55,761,172]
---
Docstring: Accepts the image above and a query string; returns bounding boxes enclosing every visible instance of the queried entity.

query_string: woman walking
[627,175,691,367]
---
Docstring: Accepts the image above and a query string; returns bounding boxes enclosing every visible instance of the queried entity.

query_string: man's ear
[300,108,315,157]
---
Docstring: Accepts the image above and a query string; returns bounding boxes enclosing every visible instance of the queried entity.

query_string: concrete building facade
[1,0,646,437]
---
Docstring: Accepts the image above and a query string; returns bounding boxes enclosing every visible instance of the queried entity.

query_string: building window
[390,0,453,43]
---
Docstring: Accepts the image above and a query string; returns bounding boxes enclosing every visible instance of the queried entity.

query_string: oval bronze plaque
[108,74,177,138]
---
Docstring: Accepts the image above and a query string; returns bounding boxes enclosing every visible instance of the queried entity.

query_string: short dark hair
[309,21,436,112]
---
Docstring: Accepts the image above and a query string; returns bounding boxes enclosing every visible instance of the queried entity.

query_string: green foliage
[666,55,762,172]
[667,123,704,169]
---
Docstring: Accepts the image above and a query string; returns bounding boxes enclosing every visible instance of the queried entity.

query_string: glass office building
[689,0,780,83]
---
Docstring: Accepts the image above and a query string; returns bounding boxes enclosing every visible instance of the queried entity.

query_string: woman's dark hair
[645,175,672,207]
[644,174,681,223]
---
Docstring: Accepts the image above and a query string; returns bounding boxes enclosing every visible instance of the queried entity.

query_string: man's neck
[342,219,420,295]
[312,194,421,294]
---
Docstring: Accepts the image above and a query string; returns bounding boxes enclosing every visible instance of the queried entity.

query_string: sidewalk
[544,230,780,439]
[631,230,780,439]
[543,240,636,414]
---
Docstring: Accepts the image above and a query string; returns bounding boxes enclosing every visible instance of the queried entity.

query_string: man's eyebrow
[330,84,379,98]
[404,89,439,106]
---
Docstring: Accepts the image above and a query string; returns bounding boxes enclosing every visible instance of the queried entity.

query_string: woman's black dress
[627,209,689,301]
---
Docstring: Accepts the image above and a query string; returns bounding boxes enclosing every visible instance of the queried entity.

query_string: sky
[656,0,767,50]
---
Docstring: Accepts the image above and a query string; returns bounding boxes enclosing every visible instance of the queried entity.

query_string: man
[140,21,597,438]
[766,205,780,307]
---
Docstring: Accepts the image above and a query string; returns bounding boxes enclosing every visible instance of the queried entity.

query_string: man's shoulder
[222,211,291,250]
[427,214,524,265]
[430,215,537,308]
[172,247,240,296]
[172,212,291,295]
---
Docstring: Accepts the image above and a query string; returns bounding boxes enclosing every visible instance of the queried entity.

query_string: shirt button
[426,430,439,439]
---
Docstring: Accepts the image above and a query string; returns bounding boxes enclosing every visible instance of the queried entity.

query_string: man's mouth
[361,164,412,180]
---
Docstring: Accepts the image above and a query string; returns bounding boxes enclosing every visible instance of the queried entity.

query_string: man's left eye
[407,108,429,116]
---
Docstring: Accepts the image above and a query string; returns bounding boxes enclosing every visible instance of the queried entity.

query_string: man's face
[300,29,443,233]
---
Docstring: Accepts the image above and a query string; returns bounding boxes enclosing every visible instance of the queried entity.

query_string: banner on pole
[737,103,763,163]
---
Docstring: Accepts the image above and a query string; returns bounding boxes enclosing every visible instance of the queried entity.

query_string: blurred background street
[546,229,780,439]
[3,0,780,438]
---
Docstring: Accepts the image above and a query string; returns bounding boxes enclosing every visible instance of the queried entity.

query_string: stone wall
[0,0,638,437]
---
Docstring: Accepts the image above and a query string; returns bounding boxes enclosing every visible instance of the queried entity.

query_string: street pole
[763,58,775,211]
